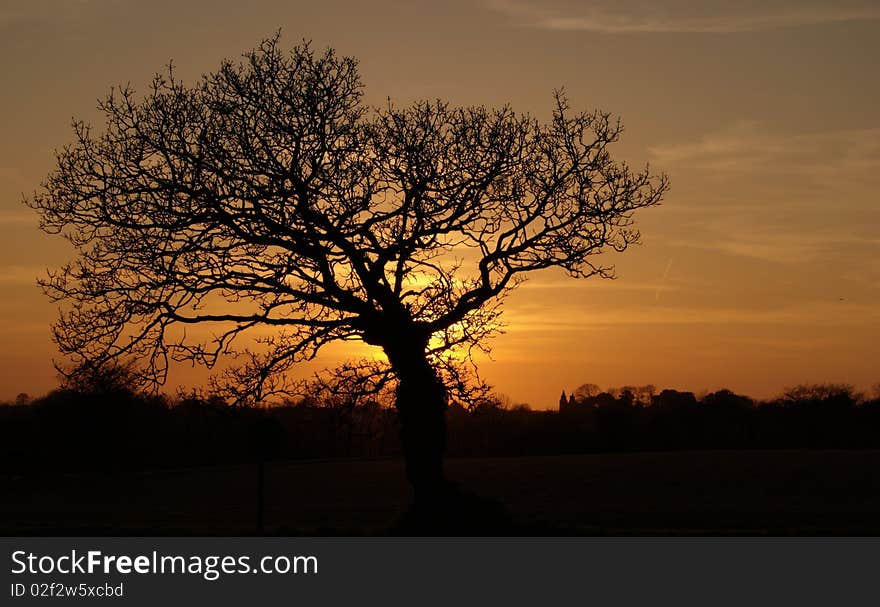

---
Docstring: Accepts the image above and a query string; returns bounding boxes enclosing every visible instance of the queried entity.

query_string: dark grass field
[3,450,880,535]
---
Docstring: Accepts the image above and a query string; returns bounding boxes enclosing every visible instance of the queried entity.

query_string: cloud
[670,229,880,265]
[605,123,880,323]
[0,212,37,226]
[0,2,65,25]
[0,0,118,27]
[519,278,680,292]
[648,123,880,179]
[646,122,880,263]
[487,0,880,33]
[502,300,880,331]
[0,265,42,285]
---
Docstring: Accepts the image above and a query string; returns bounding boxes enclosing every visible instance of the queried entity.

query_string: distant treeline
[1,382,879,475]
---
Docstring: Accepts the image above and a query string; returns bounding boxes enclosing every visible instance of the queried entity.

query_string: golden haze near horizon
[1,0,878,407]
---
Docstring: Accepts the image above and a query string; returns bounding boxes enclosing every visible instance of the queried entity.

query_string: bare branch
[27,36,667,405]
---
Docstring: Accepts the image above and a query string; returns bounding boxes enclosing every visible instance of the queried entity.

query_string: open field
[3,450,880,535]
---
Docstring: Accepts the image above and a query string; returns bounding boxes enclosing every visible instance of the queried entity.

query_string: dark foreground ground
[3,450,880,535]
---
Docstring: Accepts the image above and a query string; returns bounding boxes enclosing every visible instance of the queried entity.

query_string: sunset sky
[1,0,878,407]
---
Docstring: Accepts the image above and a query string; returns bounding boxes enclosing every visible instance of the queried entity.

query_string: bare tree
[573,383,602,401]
[27,36,667,506]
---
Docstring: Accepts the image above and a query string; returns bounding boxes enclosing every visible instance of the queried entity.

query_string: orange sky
[1,0,878,407]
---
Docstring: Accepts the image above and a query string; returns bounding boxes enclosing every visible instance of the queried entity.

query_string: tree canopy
[29,35,667,404]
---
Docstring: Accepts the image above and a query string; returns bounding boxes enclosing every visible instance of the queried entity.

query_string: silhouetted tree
[781,383,860,407]
[27,35,667,509]
[573,383,601,401]
[634,384,656,407]
[652,389,698,410]
[62,359,144,395]
[702,389,753,410]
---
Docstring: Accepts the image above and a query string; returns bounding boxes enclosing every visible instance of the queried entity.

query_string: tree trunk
[384,337,512,533]
[374,326,511,535]
[393,352,448,505]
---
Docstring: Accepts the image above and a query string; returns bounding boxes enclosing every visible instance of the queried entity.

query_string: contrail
[654,258,673,302]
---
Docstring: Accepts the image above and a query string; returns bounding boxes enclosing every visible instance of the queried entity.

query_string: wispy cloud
[487,0,880,33]
[503,300,880,331]
[648,123,880,267]
[648,123,880,180]
[0,212,37,226]
[0,0,118,27]
[670,230,880,265]
[519,278,681,292]
[0,265,42,285]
